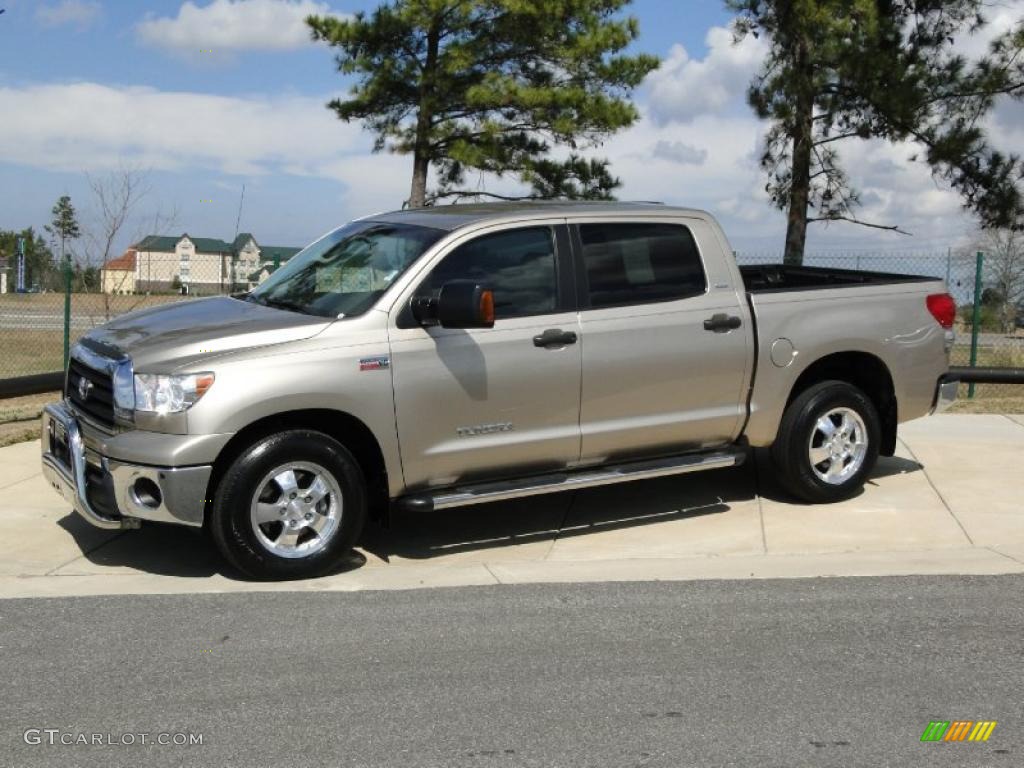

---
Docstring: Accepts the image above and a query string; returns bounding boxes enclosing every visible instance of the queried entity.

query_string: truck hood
[82,296,333,370]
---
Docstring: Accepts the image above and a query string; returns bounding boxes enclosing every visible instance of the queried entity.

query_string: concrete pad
[0,474,119,576]
[546,466,764,561]
[990,544,1024,565]
[1005,415,1024,428]
[899,413,1024,444]
[759,444,971,554]
[0,439,42,491]
[0,414,1020,598]
[898,415,1024,547]
[489,547,1024,585]
[0,562,499,599]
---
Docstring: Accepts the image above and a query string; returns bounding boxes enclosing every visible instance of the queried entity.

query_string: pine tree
[307,0,658,208]
[45,195,81,266]
[728,0,1024,264]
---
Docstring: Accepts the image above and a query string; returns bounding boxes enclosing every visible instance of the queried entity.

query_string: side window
[578,223,706,309]
[417,227,558,320]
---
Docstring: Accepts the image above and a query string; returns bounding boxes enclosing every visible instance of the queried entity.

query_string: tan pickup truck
[41,202,958,579]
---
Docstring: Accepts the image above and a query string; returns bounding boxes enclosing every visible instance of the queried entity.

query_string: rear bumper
[41,401,211,529]
[932,376,959,414]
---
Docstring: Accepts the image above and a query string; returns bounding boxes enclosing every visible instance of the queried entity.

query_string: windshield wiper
[254,296,321,316]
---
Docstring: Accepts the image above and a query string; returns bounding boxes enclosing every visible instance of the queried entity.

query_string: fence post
[968,250,984,399]
[62,255,72,372]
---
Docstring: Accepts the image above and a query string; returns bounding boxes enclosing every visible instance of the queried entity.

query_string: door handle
[533,329,578,348]
[703,314,742,333]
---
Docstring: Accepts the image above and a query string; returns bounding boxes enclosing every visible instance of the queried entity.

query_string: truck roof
[367,201,710,232]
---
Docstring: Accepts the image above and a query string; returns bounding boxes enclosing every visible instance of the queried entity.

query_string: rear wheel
[209,430,367,580]
[771,380,880,503]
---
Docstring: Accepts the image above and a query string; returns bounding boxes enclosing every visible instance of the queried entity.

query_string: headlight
[112,360,135,421]
[134,372,215,414]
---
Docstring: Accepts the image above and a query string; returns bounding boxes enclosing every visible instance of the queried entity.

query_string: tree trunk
[407,21,441,209]
[408,152,429,209]
[784,43,814,266]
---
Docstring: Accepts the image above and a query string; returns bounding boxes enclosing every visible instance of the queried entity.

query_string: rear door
[389,222,582,489]
[572,217,751,462]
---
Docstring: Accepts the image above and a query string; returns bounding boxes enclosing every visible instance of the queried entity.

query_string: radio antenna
[233,184,246,239]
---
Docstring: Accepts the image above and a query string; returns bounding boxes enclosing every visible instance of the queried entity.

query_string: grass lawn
[0,293,188,377]
[0,329,66,377]
[0,292,185,311]
[0,391,58,448]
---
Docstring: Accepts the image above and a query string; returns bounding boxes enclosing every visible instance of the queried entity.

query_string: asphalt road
[0,575,1020,768]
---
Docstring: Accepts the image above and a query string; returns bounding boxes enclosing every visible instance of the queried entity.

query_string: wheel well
[205,409,390,523]
[787,352,898,456]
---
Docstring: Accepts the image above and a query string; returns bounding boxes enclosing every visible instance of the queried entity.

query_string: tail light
[926,293,956,329]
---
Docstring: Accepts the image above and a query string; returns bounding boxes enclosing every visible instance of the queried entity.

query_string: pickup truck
[41,202,958,579]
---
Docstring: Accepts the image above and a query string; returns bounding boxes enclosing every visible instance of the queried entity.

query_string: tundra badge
[456,423,514,438]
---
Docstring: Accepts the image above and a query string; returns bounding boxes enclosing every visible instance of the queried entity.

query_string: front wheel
[771,380,881,503]
[208,430,367,580]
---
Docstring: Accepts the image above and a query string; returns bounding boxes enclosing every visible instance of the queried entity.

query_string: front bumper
[41,401,211,529]
[932,376,959,414]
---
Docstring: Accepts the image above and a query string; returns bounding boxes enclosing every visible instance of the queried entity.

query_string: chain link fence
[1,248,1021,403]
[0,251,246,380]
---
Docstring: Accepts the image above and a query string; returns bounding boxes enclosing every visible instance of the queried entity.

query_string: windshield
[247,221,444,318]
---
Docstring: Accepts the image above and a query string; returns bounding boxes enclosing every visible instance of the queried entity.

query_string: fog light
[131,477,162,509]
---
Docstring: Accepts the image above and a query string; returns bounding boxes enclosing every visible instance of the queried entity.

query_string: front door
[389,223,582,490]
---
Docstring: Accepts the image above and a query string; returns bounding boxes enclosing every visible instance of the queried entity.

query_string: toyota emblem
[77,376,93,401]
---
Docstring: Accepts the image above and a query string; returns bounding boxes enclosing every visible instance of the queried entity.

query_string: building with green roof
[130,232,302,295]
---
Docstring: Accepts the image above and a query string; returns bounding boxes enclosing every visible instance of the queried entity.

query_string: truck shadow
[362,450,925,563]
[55,450,924,578]
[56,515,370,579]
[56,516,226,578]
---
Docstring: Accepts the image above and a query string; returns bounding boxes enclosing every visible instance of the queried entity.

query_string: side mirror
[421,280,494,329]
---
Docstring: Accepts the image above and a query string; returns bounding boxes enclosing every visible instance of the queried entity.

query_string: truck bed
[739,264,935,294]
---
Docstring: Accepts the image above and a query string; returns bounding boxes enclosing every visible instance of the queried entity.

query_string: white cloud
[645,26,767,125]
[35,0,101,29]
[651,140,707,166]
[0,81,363,172]
[136,0,346,53]
[0,81,416,216]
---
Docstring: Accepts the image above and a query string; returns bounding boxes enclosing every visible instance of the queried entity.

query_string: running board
[397,449,746,513]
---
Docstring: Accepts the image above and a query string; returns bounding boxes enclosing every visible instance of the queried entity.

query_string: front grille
[48,418,71,467]
[66,358,115,430]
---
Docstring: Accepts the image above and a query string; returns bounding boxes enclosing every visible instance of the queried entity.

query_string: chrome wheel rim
[249,461,343,559]
[808,407,869,486]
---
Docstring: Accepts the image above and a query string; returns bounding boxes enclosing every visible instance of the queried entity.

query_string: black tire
[771,380,881,503]
[209,430,367,580]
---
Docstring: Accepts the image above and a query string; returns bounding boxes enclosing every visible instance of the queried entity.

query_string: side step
[397,448,746,513]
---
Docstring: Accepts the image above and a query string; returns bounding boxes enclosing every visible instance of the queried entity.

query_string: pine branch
[429,189,542,203]
[807,215,912,235]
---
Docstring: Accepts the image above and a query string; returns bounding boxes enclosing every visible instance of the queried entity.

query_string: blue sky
[1,0,1018,261]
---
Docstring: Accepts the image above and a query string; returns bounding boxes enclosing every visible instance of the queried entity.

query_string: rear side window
[416,227,558,320]
[578,223,706,309]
